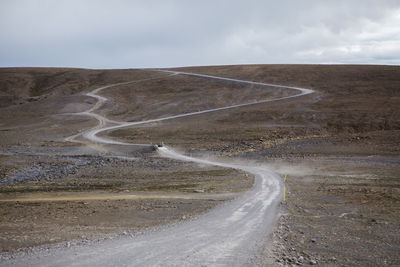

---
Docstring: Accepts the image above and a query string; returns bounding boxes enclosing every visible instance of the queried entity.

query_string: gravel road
[2,70,313,266]
[3,161,281,266]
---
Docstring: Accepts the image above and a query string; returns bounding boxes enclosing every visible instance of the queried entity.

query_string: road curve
[2,71,314,266]
[83,71,313,146]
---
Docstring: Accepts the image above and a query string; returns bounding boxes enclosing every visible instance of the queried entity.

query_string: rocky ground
[0,65,399,265]
[0,145,250,253]
[259,158,400,266]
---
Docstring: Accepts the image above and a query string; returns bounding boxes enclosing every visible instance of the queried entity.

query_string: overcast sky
[1,0,400,68]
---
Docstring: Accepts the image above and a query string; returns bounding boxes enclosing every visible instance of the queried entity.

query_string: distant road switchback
[3,70,314,266]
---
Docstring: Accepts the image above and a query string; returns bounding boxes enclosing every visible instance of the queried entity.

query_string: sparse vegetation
[0,65,399,265]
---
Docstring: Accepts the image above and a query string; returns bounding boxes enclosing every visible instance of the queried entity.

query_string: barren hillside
[0,65,399,266]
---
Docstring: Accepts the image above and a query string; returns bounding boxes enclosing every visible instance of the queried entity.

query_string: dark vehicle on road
[153,142,164,150]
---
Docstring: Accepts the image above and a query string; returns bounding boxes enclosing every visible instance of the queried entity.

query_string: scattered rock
[297,256,304,263]
[193,189,205,193]
[310,238,316,243]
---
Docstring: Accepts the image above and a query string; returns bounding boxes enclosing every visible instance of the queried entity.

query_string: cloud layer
[1,0,399,68]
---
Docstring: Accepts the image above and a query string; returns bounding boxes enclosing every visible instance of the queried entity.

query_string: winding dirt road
[3,70,313,266]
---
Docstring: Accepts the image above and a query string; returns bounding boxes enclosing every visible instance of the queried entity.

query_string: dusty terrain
[0,68,253,253]
[0,143,250,253]
[0,65,399,265]
[256,158,400,266]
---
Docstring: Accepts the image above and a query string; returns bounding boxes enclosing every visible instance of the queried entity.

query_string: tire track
[4,70,314,266]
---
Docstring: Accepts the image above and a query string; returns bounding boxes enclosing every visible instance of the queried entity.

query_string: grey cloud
[1,0,399,68]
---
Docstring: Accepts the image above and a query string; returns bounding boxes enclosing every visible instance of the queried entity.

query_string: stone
[193,189,205,193]
[297,256,304,263]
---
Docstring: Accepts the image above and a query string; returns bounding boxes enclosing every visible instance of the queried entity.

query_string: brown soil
[263,159,400,266]
[0,65,399,265]
[0,198,220,253]
[0,151,250,253]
